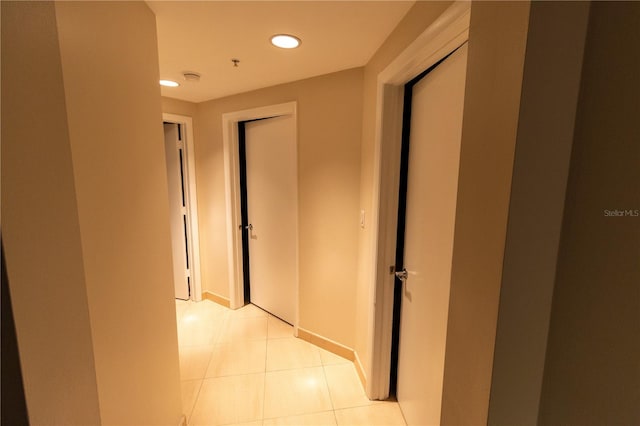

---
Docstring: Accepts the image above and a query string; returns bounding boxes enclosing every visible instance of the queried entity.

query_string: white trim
[353,349,367,390]
[366,1,471,399]
[221,102,300,333]
[163,113,203,302]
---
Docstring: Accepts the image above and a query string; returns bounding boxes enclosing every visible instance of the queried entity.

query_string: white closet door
[397,43,468,425]
[245,115,297,323]
[163,123,189,300]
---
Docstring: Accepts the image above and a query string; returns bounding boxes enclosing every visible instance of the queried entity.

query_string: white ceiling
[147,1,415,103]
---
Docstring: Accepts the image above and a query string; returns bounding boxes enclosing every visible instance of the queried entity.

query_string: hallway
[176,300,406,425]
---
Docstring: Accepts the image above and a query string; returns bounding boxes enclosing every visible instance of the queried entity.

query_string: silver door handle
[395,269,408,281]
[245,224,253,231]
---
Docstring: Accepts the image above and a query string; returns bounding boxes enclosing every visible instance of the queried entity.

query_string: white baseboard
[202,290,230,308]
[297,327,368,393]
[297,327,354,361]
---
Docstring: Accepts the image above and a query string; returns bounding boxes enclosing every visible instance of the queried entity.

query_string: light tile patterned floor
[175,299,406,426]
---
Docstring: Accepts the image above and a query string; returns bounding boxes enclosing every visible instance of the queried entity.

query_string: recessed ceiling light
[271,34,301,49]
[159,79,179,87]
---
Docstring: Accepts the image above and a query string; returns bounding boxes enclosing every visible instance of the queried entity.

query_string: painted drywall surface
[355,0,453,385]
[195,68,363,347]
[1,3,102,424]
[55,2,183,425]
[538,2,640,424]
[162,96,198,118]
[440,2,530,425]
[194,93,230,302]
[488,2,590,424]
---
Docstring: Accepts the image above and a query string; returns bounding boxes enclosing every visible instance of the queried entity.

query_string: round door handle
[395,269,408,281]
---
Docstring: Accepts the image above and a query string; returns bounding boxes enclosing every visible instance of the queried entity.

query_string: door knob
[245,224,253,231]
[395,268,408,281]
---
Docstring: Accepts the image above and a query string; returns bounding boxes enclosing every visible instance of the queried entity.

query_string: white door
[245,115,297,323]
[396,43,468,425]
[163,123,190,300]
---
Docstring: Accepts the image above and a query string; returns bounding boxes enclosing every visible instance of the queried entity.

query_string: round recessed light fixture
[271,34,301,49]
[159,79,179,87]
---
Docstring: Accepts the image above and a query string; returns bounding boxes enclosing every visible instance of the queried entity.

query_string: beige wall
[163,96,198,118]
[538,2,640,424]
[54,3,183,424]
[488,2,590,424]
[195,68,363,346]
[2,2,183,424]
[354,0,454,384]
[1,3,102,423]
[441,2,530,425]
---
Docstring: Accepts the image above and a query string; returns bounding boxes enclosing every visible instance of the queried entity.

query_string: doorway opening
[162,113,202,302]
[222,102,300,331]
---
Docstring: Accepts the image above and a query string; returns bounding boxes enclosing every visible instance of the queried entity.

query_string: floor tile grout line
[321,362,337,413]
[262,363,325,375]
[266,334,296,341]
[182,301,204,426]
[261,409,336,423]
[208,365,340,381]
[180,301,401,425]
[202,369,269,381]
[259,369,267,425]
[184,378,204,426]
[185,301,201,426]
[198,341,218,383]
[184,305,227,425]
